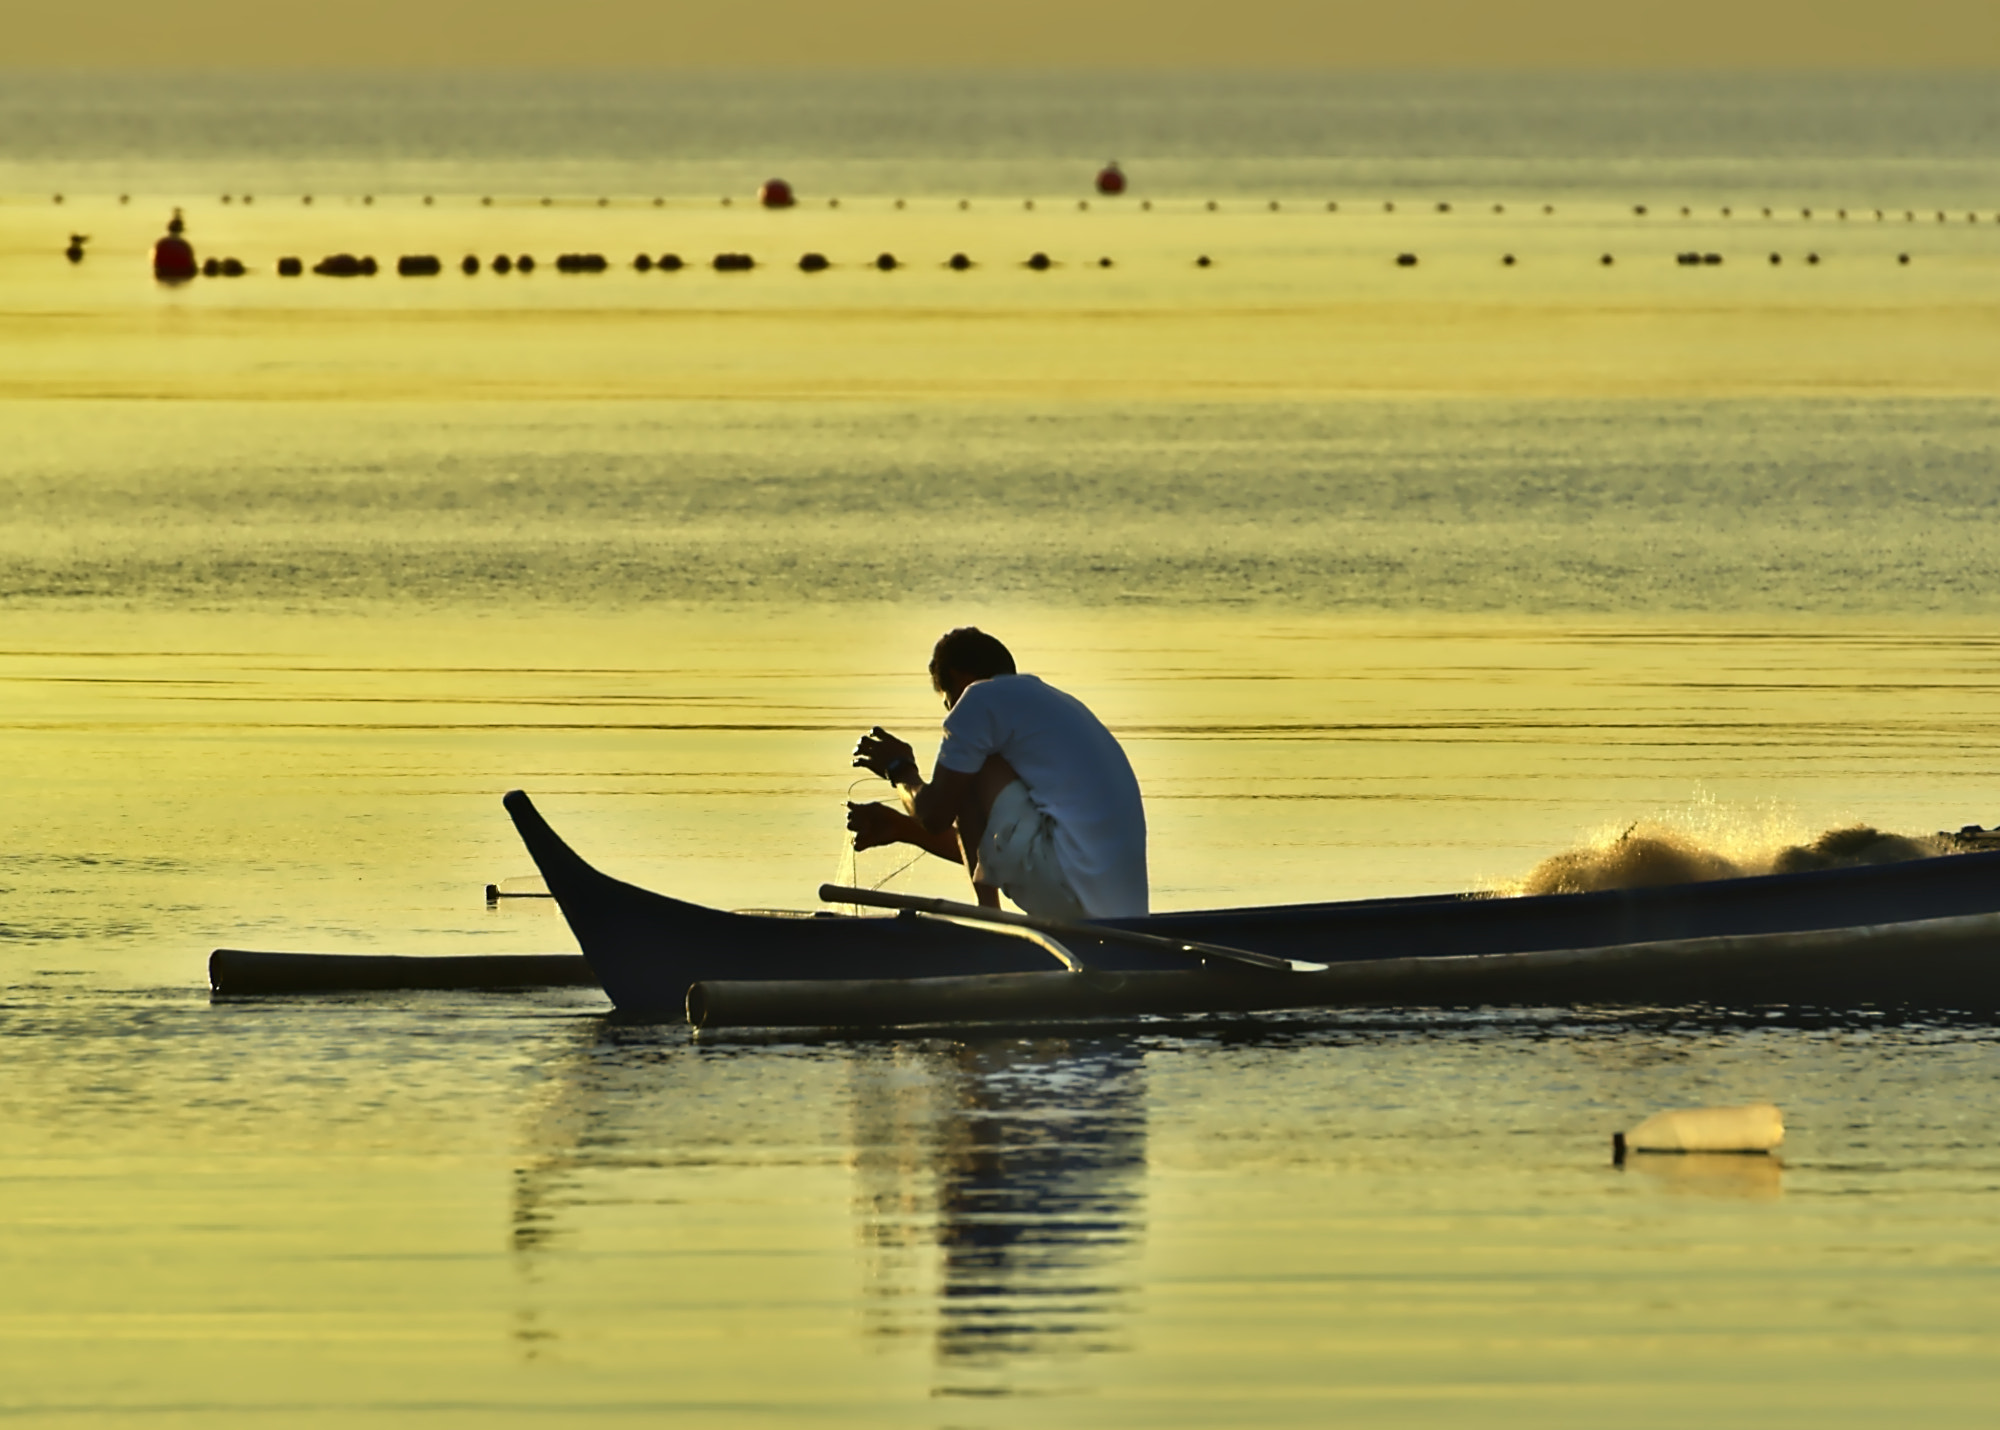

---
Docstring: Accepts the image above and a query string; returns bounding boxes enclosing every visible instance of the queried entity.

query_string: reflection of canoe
[504,790,2000,1021]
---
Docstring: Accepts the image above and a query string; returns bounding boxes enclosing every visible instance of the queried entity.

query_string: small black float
[397,254,443,276]
[1096,161,1125,196]
[1633,204,1647,215]
[219,258,245,277]
[1026,251,1051,270]
[1327,201,1338,211]
[313,254,376,277]
[713,252,754,271]
[64,234,87,263]
[948,252,972,270]
[277,257,304,276]
[1395,252,1417,266]
[482,197,493,206]
[1269,200,1281,211]
[658,253,684,271]
[1077,199,1089,210]
[1097,256,1112,267]
[1769,253,1781,265]
[1435,201,1450,213]
[1807,253,1820,265]
[894,199,905,209]
[1703,253,1722,265]
[202,257,220,277]
[423,195,434,206]
[759,178,795,208]
[515,254,535,272]
[1196,255,1211,267]
[463,255,481,274]
[633,253,653,272]
[1600,253,1614,265]
[874,252,898,271]
[554,253,608,273]
[492,254,513,274]
[1502,253,1516,266]
[1899,253,1911,264]
[52,193,62,204]
[799,252,829,272]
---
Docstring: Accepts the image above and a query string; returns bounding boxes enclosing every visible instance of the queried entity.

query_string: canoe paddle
[817,884,1326,973]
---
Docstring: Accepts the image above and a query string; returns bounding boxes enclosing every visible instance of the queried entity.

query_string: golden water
[7,78,2000,1421]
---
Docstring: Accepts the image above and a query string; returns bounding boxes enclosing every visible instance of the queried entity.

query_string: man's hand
[847,800,920,852]
[852,726,918,783]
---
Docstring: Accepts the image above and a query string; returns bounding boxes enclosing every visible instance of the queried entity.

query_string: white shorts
[975,781,1087,922]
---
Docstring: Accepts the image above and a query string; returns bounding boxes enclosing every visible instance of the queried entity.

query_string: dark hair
[929,627,1015,689]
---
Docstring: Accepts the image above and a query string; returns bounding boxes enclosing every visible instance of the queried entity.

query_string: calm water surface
[4,72,2000,1426]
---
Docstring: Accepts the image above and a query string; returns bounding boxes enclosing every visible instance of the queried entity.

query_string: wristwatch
[886,756,918,784]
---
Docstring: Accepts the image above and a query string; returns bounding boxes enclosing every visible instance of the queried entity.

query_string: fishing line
[836,775,926,913]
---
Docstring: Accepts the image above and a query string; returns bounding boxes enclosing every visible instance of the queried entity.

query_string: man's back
[937,674,1149,917]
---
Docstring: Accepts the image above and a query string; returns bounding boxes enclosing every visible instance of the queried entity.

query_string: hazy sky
[14,0,2000,69]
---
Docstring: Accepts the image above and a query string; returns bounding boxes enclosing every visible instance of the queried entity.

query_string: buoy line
[28,189,2000,224]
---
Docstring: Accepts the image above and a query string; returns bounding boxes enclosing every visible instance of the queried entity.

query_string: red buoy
[152,216,196,282]
[1095,161,1126,197]
[153,209,196,282]
[759,178,796,209]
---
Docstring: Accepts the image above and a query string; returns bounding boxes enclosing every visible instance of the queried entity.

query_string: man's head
[929,627,1015,706]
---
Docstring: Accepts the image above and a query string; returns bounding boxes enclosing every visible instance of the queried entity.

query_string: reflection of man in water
[847,628,1148,919]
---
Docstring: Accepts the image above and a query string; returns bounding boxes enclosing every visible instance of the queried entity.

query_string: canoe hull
[503,790,2000,1018]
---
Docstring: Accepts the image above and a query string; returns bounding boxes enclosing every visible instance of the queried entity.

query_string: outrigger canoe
[503,791,2000,1024]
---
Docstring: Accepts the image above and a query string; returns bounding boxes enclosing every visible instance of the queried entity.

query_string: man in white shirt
[848,628,1149,920]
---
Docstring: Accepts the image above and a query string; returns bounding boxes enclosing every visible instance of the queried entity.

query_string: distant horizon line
[5,62,1998,77]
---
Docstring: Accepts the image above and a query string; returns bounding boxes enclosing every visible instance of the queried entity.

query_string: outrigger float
[210,791,2000,1025]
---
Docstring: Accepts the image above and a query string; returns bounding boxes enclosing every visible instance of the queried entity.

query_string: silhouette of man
[847,627,1148,919]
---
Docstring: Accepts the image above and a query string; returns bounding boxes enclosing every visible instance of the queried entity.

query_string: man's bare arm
[853,725,976,834]
[846,801,963,863]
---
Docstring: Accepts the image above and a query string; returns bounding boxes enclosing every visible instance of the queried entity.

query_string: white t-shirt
[935,674,1149,918]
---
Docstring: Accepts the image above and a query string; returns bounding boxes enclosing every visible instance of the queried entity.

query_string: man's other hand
[852,726,917,781]
[847,800,916,851]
